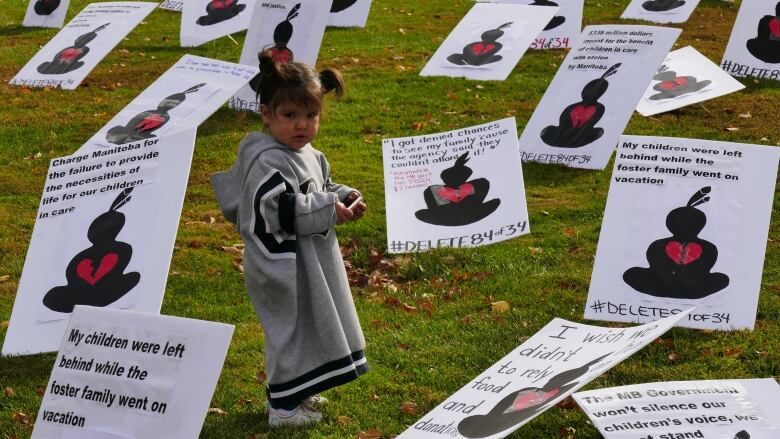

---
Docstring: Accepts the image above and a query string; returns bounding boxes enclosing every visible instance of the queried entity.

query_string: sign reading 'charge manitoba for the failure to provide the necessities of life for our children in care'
[383,118,529,253]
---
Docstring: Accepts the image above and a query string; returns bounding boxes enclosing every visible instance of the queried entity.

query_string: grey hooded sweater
[211,132,367,407]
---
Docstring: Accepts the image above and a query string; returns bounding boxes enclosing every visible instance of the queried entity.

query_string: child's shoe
[268,404,322,427]
[265,394,328,413]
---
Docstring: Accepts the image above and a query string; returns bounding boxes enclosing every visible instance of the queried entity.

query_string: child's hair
[256,50,344,115]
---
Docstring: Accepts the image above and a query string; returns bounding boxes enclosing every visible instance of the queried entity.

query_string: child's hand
[345,192,366,221]
[335,201,354,225]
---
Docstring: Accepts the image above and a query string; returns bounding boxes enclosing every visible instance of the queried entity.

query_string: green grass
[1,0,779,438]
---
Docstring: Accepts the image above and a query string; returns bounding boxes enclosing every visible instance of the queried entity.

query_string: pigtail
[319,68,344,99]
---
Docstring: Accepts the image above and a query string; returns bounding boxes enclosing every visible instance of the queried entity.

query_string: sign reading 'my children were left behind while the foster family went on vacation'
[32,306,234,439]
[397,309,692,439]
[518,25,680,170]
[1,130,197,356]
[585,136,779,331]
[721,0,780,81]
[383,118,529,253]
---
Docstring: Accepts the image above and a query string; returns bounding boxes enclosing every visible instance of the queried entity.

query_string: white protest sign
[420,3,557,81]
[328,0,371,28]
[397,310,692,439]
[620,0,701,24]
[574,379,780,438]
[585,136,779,331]
[230,0,330,113]
[518,25,680,170]
[80,54,258,151]
[158,0,182,11]
[180,0,255,47]
[721,0,780,81]
[1,130,197,356]
[23,0,72,28]
[31,306,234,439]
[477,0,584,50]
[11,2,156,90]
[636,46,745,117]
[383,118,529,253]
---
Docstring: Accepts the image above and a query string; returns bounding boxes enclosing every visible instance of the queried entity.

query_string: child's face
[260,102,320,149]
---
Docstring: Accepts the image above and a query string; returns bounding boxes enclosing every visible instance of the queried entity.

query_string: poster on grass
[23,0,71,28]
[396,309,692,439]
[80,54,257,151]
[518,25,680,170]
[573,379,780,438]
[31,306,234,439]
[477,0,584,50]
[328,0,371,28]
[180,0,255,47]
[620,0,701,24]
[10,2,156,90]
[1,130,197,356]
[383,118,529,254]
[720,0,780,81]
[584,135,779,331]
[158,0,182,11]
[229,0,330,113]
[636,46,745,117]
[419,3,558,80]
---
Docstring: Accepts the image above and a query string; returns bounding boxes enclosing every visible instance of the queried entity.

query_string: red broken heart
[76,253,119,285]
[471,43,496,56]
[135,114,165,132]
[769,18,780,37]
[570,105,596,128]
[59,48,83,63]
[506,388,559,413]
[210,0,234,9]
[660,77,688,90]
[665,241,702,265]
[436,183,474,203]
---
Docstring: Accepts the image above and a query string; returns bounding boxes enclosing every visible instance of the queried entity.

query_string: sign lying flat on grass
[636,46,745,117]
[478,0,584,50]
[585,135,779,331]
[420,2,557,80]
[80,55,257,151]
[620,0,701,24]
[31,306,234,439]
[158,0,182,12]
[11,2,156,90]
[230,0,330,113]
[721,0,780,81]
[180,0,255,47]
[573,379,780,438]
[396,310,692,439]
[1,130,197,356]
[518,25,680,170]
[328,0,372,28]
[383,118,529,253]
[23,0,71,28]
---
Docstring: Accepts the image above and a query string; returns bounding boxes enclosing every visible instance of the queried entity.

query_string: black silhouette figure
[33,0,61,16]
[531,0,566,31]
[43,188,140,313]
[746,2,780,63]
[642,0,686,12]
[447,22,512,66]
[37,23,109,75]
[269,3,300,63]
[540,63,620,148]
[415,152,500,226]
[623,187,730,300]
[458,353,612,438]
[649,65,711,100]
[734,431,750,439]
[105,83,205,145]
[330,0,358,13]
[196,0,246,26]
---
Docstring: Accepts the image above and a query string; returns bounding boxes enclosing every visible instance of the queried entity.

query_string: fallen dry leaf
[418,299,436,314]
[555,397,575,410]
[4,387,16,397]
[398,401,419,415]
[36,387,45,397]
[358,429,383,439]
[491,301,510,313]
[667,352,679,361]
[528,247,544,255]
[257,370,266,384]
[1,321,9,329]
[222,246,243,255]
[207,407,227,415]
[401,303,418,314]
[0,275,10,282]
[337,415,353,426]
[231,259,244,273]
[11,411,29,424]
[725,127,739,132]
[724,347,742,358]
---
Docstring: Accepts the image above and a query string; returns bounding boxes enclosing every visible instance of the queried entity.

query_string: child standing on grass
[211,51,368,427]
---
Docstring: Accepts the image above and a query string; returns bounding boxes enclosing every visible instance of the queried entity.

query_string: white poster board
[230,0,330,113]
[383,118,529,253]
[10,2,156,90]
[80,55,258,151]
[180,0,255,47]
[518,25,680,170]
[158,0,182,11]
[1,130,197,356]
[478,0,584,50]
[620,0,701,24]
[637,46,745,116]
[31,306,234,439]
[574,379,780,439]
[420,3,557,81]
[397,310,692,439]
[585,135,779,331]
[327,0,371,28]
[23,0,72,28]
[721,0,780,81]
